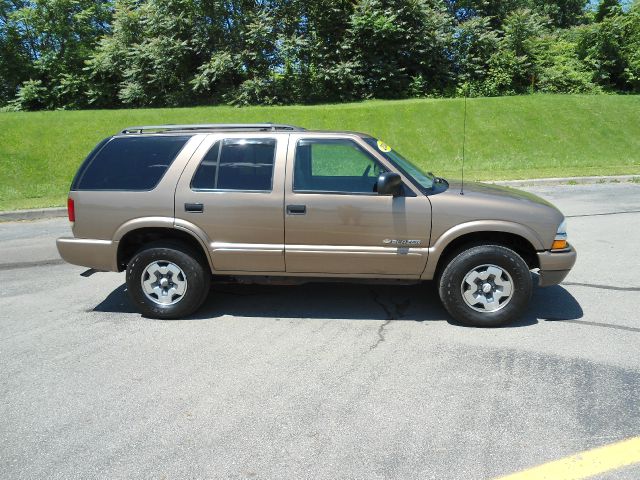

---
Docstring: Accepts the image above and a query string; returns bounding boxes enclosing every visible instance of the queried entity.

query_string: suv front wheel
[438,244,532,327]
[126,242,211,319]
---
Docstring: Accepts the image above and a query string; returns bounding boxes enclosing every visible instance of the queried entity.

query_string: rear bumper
[536,244,577,287]
[56,237,119,272]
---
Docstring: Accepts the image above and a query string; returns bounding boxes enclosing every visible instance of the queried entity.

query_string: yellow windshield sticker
[377,140,392,152]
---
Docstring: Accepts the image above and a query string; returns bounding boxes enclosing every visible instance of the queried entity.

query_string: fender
[113,216,175,241]
[112,216,215,271]
[421,220,545,280]
[173,218,215,271]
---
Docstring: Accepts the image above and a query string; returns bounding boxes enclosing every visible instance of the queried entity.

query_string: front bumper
[536,244,577,287]
[56,237,119,272]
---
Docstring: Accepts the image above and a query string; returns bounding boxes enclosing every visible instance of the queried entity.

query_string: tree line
[1,0,639,111]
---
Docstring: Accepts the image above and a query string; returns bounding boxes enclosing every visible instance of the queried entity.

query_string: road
[1,183,639,480]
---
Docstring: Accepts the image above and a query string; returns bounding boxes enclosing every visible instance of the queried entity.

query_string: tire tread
[438,244,532,327]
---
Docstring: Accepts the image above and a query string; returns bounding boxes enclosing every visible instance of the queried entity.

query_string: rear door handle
[286,204,306,215]
[185,202,204,213]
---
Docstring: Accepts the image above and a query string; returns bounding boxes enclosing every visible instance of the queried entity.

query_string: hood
[444,180,557,209]
[428,180,565,250]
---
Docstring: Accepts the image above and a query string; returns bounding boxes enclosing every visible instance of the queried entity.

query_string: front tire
[126,242,211,319]
[438,244,532,327]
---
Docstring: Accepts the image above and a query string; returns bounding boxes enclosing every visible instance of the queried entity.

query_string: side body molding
[421,220,545,280]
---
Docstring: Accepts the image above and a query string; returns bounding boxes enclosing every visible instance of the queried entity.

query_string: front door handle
[286,204,306,215]
[185,202,204,213]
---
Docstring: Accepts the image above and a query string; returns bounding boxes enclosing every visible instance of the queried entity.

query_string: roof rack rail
[119,123,306,135]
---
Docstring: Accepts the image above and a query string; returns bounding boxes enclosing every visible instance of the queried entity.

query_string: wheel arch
[423,221,543,280]
[116,224,213,272]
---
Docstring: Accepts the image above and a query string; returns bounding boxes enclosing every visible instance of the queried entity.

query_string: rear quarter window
[72,136,190,191]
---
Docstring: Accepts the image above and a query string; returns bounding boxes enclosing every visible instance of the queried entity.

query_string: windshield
[364,138,435,191]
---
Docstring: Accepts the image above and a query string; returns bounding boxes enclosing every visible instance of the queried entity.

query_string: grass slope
[1,94,639,210]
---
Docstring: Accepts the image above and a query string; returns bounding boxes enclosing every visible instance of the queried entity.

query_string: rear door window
[73,136,190,190]
[191,138,276,191]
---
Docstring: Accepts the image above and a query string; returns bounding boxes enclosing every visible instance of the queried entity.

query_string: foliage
[595,0,620,22]
[1,0,112,109]
[453,16,499,90]
[8,79,47,110]
[1,0,639,109]
[346,0,453,98]
[577,3,639,91]
[532,32,601,93]
[622,2,640,90]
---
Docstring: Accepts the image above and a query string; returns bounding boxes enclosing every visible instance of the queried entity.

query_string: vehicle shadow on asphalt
[93,278,583,327]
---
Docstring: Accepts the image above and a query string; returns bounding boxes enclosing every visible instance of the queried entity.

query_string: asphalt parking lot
[1,183,639,480]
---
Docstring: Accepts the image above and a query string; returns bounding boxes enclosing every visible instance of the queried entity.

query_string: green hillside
[1,94,639,210]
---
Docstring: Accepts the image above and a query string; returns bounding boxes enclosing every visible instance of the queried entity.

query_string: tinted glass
[191,138,276,191]
[364,138,435,190]
[70,137,110,190]
[191,141,220,190]
[74,136,189,190]
[293,139,384,193]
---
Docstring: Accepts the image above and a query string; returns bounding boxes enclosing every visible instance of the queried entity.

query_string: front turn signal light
[551,219,567,250]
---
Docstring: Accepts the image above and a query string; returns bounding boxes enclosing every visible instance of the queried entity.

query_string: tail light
[67,197,75,222]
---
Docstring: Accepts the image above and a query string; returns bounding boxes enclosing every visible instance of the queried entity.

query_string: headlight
[552,219,568,250]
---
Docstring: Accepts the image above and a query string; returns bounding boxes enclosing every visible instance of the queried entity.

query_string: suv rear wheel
[438,244,532,327]
[126,242,211,319]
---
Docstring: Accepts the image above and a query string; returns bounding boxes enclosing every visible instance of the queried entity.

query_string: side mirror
[377,172,403,196]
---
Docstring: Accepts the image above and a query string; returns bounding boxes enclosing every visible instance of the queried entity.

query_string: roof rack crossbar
[120,123,305,134]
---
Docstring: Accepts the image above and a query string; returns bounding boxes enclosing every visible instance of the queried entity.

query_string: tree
[1,0,639,109]
[620,0,640,90]
[88,0,228,107]
[293,0,359,102]
[446,0,587,27]
[595,0,620,22]
[578,8,628,90]
[500,8,548,90]
[531,31,600,93]
[2,0,112,109]
[0,0,32,105]
[344,0,453,99]
[453,16,499,90]
[531,0,587,28]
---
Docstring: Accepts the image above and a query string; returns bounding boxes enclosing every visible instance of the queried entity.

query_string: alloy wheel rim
[141,261,188,306]
[460,264,513,313]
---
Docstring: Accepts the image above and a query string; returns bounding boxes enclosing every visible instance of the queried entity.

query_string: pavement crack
[546,319,640,333]
[370,289,394,319]
[563,282,640,292]
[370,319,391,351]
[368,290,411,351]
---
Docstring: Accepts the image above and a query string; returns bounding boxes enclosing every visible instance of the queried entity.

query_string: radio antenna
[460,91,468,195]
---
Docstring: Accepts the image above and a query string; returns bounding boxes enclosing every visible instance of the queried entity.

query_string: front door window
[293,138,384,194]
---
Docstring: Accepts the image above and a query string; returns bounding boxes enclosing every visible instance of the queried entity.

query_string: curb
[1,175,638,222]
[0,207,67,222]
[492,174,638,187]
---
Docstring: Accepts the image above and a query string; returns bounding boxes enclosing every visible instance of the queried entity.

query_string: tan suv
[57,123,576,326]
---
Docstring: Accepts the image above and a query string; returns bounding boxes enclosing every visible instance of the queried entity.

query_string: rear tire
[126,242,210,319]
[438,244,532,327]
